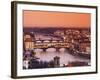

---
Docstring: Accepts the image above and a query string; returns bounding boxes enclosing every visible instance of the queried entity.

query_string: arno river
[33,33,90,66]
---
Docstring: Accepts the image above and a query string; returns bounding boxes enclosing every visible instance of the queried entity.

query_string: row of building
[23,29,91,55]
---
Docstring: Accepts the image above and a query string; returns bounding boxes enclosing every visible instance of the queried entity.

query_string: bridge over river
[28,39,73,52]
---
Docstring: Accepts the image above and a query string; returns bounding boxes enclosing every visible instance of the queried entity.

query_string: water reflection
[34,48,90,67]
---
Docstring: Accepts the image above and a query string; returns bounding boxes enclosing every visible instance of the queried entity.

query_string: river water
[34,48,90,66]
[33,34,90,66]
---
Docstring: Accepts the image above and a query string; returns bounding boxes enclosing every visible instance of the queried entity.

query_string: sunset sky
[23,10,91,28]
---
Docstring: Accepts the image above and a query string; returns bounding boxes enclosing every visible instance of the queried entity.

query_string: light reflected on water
[34,48,90,66]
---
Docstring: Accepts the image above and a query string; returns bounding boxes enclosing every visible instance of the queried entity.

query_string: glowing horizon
[23,10,91,28]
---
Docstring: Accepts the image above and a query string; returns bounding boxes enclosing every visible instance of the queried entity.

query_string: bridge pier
[56,48,60,52]
[42,48,47,52]
[65,47,70,52]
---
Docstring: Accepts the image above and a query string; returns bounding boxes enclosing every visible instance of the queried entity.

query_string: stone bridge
[32,40,73,52]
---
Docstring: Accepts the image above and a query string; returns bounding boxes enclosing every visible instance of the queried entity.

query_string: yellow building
[24,33,35,50]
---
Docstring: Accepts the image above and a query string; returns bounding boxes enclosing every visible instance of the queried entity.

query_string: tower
[54,56,60,68]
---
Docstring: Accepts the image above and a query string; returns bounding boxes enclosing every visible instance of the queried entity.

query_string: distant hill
[23,27,90,34]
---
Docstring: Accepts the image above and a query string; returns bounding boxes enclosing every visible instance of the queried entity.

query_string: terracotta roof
[24,32,35,38]
[25,38,32,42]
